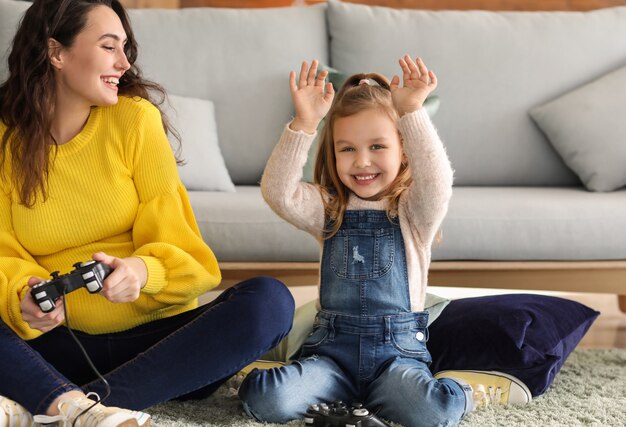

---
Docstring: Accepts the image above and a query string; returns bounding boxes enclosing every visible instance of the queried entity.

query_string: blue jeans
[239,310,472,427]
[0,276,294,416]
[239,210,472,427]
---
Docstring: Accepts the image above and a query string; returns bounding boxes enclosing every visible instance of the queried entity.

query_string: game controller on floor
[304,401,391,427]
[30,260,112,313]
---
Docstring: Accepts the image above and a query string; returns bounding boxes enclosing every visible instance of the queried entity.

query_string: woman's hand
[92,252,147,303]
[390,55,438,117]
[21,276,65,333]
[289,59,335,134]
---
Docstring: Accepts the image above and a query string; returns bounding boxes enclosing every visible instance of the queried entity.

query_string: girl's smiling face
[51,5,130,109]
[333,108,404,200]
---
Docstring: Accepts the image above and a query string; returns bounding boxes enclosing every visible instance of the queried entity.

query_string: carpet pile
[148,348,626,426]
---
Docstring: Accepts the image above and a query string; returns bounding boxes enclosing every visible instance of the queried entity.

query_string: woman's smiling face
[51,5,130,109]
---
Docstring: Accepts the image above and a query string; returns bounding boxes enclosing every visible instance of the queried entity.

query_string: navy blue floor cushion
[427,294,600,396]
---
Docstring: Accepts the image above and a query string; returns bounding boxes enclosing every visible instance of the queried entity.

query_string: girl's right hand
[289,59,335,134]
[21,276,65,333]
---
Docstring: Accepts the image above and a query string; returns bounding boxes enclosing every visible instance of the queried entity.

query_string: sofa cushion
[126,5,329,185]
[327,0,626,186]
[433,187,626,261]
[529,65,626,192]
[0,1,31,83]
[192,186,626,262]
[428,294,600,396]
[188,186,319,261]
[163,95,235,192]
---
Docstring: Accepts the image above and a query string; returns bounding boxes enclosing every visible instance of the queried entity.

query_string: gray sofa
[2,0,625,307]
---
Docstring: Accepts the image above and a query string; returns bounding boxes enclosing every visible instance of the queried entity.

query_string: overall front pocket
[329,228,395,280]
[391,327,429,358]
[301,324,331,351]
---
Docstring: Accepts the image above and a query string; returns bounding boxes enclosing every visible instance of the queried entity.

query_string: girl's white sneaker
[434,370,532,407]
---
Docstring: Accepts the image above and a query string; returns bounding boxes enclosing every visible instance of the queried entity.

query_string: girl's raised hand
[289,60,335,134]
[390,55,438,117]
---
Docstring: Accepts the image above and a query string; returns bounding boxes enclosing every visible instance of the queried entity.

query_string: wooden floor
[565,292,626,349]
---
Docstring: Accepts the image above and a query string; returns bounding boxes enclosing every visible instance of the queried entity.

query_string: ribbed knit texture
[261,109,453,312]
[0,96,221,340]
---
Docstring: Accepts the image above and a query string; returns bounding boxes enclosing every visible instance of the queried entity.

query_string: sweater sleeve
[127,104,221,303]
[260,124,326,239]
[398,109,454,247]
[0,184,50,339]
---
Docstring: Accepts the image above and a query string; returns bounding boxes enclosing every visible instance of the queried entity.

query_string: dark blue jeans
[0,276,294,416]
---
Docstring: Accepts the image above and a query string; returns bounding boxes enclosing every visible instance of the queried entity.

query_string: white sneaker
[434,370,532,407]
[33,393,150,427]
[0,395,39,427]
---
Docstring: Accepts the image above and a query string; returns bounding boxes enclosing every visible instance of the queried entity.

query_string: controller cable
[62,286,111,427]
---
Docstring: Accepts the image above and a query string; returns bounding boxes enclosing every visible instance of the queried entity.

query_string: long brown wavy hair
[0,0,176,207]
[314,73,412,238]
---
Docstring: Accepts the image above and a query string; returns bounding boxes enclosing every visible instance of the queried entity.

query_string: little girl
[239,57,531,427]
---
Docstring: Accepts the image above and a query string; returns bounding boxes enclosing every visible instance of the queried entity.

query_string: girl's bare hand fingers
[429,70,438,87]
[307,59,319,86]
[399,57,411,83]
[315,69,328,86]
[416,57,429,79]
[405,55,420,79]
[298,61,309,88]
[289,70,298,94]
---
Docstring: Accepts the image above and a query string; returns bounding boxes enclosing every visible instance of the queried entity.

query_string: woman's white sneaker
[0,395,39,427]
[33,393,150,427]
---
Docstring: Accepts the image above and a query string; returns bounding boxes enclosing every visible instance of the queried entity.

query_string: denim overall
[240,210,472,427]
[301,210,432,383]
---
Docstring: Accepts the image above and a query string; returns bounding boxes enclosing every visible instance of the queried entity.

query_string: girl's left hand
[92,252,147,303]
[390,55,438,117]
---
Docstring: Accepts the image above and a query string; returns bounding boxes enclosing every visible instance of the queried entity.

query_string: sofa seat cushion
[434,187,626,261]
[189,186,626,262]
[188,186,319,262]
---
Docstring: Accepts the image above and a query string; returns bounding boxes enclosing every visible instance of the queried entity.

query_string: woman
[0,1,294,426]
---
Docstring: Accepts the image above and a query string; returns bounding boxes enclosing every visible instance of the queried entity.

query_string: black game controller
[30,261,112,313]
[304,401,391,427]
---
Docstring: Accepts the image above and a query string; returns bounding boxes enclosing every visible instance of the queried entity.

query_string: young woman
[0,1,294,426]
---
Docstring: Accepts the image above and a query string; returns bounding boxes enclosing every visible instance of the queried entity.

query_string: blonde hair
[313,72,412,238]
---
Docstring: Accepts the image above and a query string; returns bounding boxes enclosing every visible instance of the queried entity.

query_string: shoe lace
[0,397,33,427]
[472,384,503,406]
[33,392,103,427]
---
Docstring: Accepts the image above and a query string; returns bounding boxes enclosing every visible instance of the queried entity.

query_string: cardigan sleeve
[398,109,454,248]
[260,124,326,240]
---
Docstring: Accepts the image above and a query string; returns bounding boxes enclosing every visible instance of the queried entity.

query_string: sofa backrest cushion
[128,5,328,185]
[0,1,329,186]
[327,0,626,186]
[0,1,29,84]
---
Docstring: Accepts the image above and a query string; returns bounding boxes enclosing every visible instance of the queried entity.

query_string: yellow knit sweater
[0,96,221,340]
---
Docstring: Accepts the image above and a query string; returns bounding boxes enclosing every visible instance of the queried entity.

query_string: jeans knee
[238,370,300,423]
[236,276,295,342]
